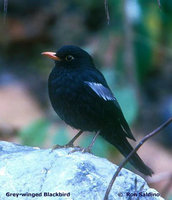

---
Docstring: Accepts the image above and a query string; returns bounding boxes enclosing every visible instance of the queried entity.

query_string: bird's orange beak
[41,52,61,61]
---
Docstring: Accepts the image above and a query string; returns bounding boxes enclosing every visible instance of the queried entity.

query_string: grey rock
[0,141,163,200]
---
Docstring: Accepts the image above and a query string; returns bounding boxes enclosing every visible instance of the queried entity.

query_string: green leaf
[167,195,172,200]
[160,0,172,16]
[52,127,69,146]
[19,118,50,147]
[114,86,138,125]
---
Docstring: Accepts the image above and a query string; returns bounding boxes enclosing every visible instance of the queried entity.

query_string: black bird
[42,45,153,176]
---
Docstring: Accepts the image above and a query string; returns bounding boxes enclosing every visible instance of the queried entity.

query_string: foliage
[53,127,70,146]
[19,119,50,147]
[0,1,172,196]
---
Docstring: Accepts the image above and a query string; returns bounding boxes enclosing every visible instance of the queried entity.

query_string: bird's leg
[82,131,100,153]
[65,130,83,147]
[52,130,83,150]
[69,131,100,154]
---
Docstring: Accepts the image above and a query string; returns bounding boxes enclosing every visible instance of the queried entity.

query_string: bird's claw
[68,147,92,154]
[51,143,75,151]
[51,142,82,153]
[81,147,91,154]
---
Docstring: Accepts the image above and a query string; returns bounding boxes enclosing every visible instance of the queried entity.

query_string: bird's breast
[48,68,111,131]
[49,71,81,110]
[48,70,96,130]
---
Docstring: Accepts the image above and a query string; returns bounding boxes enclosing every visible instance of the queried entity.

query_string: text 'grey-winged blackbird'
[42,45,153,176]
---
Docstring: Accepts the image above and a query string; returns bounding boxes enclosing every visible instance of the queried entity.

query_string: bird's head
[42,45,94,69]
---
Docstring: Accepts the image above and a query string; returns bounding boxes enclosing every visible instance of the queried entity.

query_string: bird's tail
[100,129,154,176]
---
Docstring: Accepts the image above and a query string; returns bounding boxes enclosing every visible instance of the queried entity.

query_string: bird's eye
[65,55,74,62]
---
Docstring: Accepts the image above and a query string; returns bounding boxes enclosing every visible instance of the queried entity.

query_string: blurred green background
[0,0,172,198]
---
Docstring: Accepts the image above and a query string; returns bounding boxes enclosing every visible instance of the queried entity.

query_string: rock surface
[0,141,164,200]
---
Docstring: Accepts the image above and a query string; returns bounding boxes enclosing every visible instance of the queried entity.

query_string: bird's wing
[84,80,136,141]
[84,81,116,101]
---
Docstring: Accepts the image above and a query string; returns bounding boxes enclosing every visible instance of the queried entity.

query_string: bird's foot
[51,142,80,151]
[68,146,92,154]
[81,147,92,154]
[51,130,84,151]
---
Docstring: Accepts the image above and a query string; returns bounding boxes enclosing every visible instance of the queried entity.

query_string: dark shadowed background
[0,0,172,198]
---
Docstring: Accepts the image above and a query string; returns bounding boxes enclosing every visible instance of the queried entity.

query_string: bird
[42,45,153,176]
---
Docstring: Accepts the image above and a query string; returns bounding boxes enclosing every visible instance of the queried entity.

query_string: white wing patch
[85,81,116,101]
